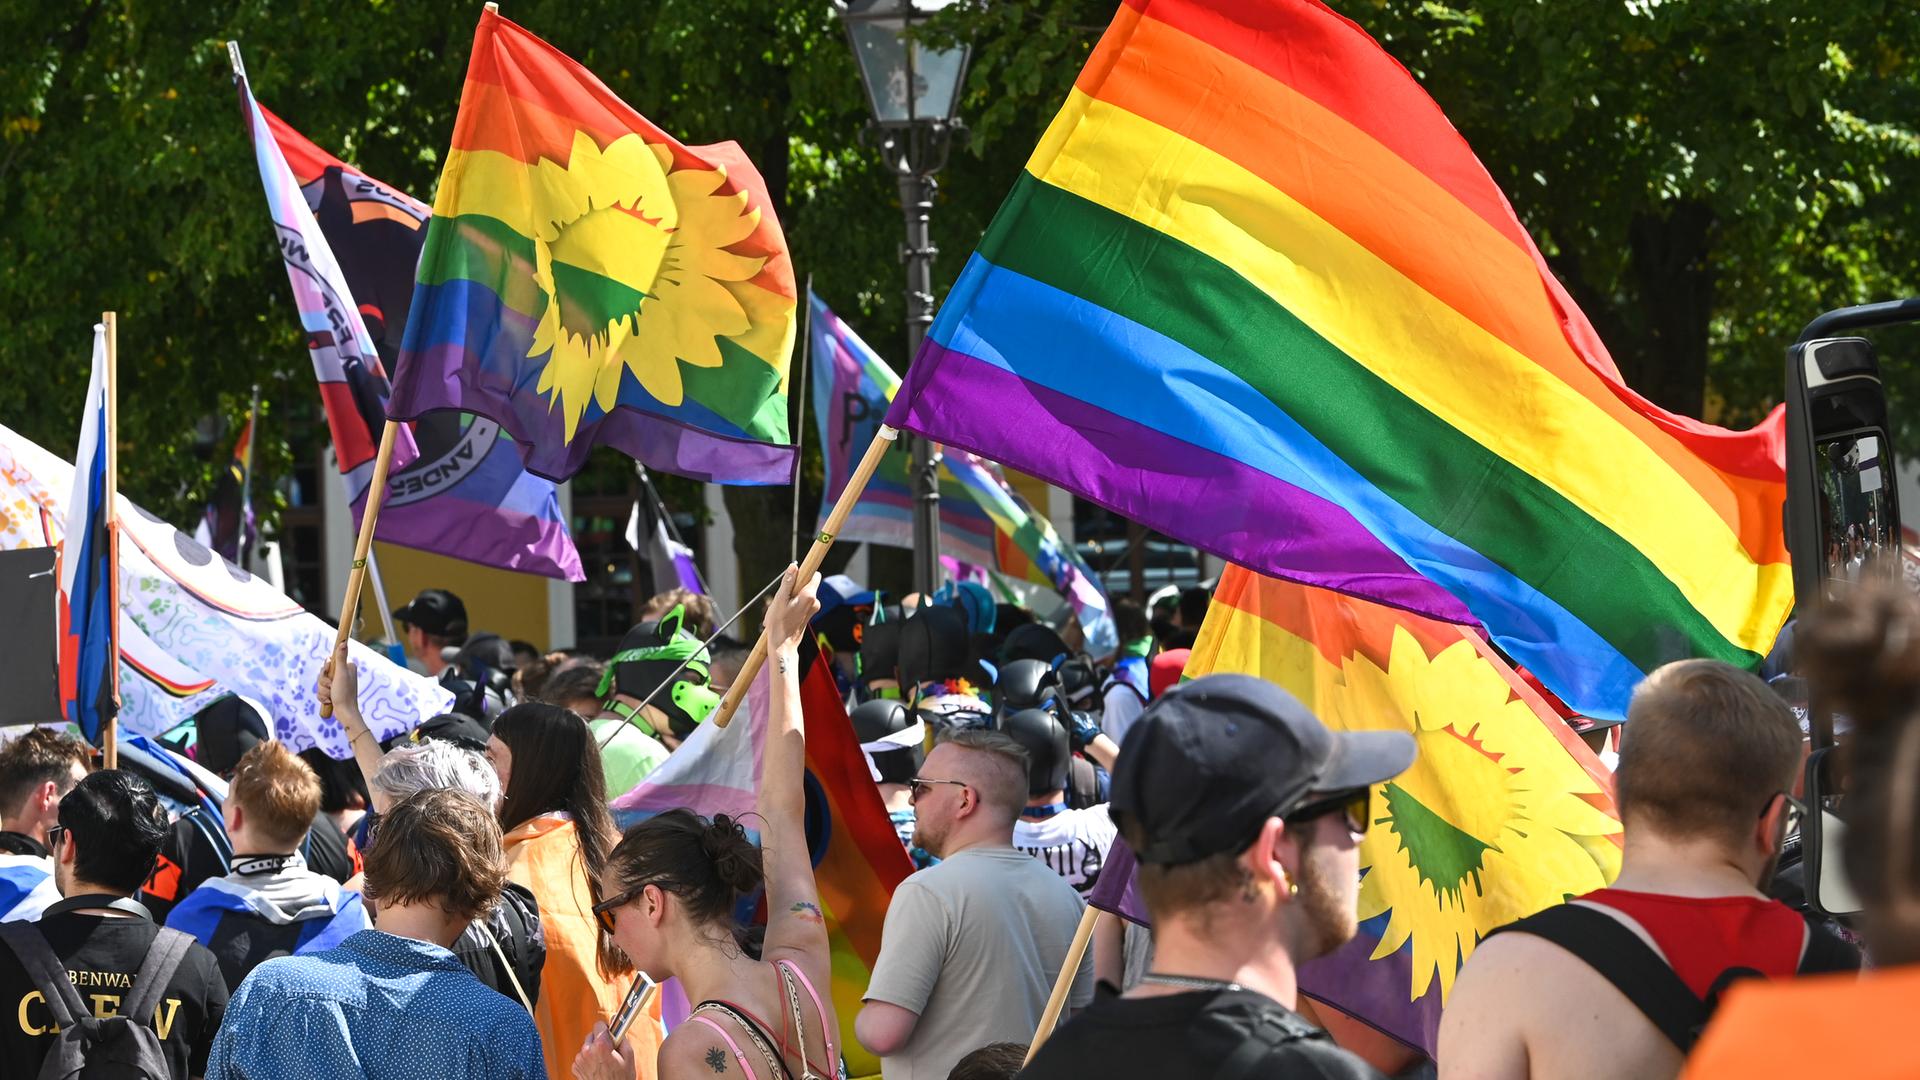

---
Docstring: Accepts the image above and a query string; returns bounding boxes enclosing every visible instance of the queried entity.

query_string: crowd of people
[0,565,1916,1079]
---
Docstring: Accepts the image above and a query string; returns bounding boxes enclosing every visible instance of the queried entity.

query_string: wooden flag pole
[319,419,402,718]
[1023,905,1102,1065]
[102,312,121,770]
[711,424,899,727]
[790,274,813,563]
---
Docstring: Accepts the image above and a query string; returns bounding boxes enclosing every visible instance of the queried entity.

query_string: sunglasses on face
[908,777,969,805]
[1772,791,1807,837]
[1283,788,1373,837]
[46,825,67,853]
[592,885,648,935]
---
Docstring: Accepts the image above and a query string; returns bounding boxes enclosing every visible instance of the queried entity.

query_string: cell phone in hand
[610,972,657,1043]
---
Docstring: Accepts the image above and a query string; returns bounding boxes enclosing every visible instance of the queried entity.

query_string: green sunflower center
[1382,780,1495,905]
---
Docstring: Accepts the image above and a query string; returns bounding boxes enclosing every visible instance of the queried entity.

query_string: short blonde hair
[229,741,321,849]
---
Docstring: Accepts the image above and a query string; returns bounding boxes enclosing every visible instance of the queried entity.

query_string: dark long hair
[492,702,625,974]
[609,809,764,951]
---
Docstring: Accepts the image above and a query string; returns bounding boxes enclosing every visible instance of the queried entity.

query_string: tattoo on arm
[789,901,825,924]
[705,1046,729,1073]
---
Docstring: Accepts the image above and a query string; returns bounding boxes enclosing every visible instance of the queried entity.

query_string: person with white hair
[372,740,502,813]
[319,655,546,1013]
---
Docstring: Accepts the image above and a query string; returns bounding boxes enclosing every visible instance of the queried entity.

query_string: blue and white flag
[0,854,59,924]
[59,324,115,743]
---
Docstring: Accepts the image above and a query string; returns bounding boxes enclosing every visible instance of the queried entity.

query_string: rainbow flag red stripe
[886,0,1789,720]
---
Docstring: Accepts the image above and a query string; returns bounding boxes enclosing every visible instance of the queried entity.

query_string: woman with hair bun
[575,567,838,1080]
[488,702,645,1079]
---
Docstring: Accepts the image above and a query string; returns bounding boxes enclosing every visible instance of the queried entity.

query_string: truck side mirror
[1783,332,1900,920]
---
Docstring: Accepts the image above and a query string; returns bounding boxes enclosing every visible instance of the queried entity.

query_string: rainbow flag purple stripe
[884,0,1792,721]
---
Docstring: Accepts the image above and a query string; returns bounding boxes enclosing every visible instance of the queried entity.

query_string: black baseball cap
[1110,673,1416,866]
[381,712,491,755]
[394,588,469,641]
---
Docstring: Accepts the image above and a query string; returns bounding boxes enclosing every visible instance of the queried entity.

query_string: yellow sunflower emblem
[1326,628,1623,1003]
[527,131,768,440]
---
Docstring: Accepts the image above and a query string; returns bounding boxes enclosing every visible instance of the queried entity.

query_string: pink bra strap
[690,1014,757,1077]
[775,959,837,1070]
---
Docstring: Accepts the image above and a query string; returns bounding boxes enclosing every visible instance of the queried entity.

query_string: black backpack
[1491,902,1858,1052]
[0,915,193,1079]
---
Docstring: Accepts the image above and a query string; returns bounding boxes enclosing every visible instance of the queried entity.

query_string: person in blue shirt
[205,787,545,1079]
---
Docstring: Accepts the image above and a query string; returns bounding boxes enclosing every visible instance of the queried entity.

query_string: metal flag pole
[711,424,898,727]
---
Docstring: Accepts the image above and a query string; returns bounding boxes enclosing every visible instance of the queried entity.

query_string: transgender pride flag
[611,641,912,1079]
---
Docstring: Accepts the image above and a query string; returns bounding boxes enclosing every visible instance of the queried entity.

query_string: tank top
[690,958,837,1080]
[1580,888,1806,998]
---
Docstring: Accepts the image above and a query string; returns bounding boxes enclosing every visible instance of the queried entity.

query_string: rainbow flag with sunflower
[390,9,798,483]
[1186,565,1624,1052]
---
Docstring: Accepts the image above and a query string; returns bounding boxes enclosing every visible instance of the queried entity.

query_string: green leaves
[5,0,1920,548]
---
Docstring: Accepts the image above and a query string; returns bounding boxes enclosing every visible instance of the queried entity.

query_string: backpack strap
[1796,916,1861,975]
[122,928,193,1023]
[1491,903,1706,1052]
[1209,1002,1319,1080]
[0,921,87,1031]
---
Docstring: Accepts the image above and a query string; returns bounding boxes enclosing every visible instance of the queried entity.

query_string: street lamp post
[836,0,972,597]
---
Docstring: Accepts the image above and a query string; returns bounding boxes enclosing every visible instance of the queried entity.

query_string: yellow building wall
[365,541,551,648]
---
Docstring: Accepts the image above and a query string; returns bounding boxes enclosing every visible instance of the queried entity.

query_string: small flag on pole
[58,325,115,744]
[194,411,255,564]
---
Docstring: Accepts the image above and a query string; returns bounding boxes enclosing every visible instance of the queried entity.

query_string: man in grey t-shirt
[856,729,1093,1080]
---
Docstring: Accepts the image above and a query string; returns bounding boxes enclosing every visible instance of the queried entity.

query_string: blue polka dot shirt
[204,928,546,1079]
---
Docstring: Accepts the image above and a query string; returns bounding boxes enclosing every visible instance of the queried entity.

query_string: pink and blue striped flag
[239,66,584,581]
[58,324,115,744]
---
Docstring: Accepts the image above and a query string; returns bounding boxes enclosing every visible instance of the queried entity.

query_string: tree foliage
[4,0,1920,609]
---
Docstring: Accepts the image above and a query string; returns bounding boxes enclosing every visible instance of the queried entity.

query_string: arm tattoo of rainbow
[789,901,825,924]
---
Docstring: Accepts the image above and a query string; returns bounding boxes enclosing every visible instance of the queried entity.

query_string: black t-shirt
[139,809,359,923]
[1019,987,1387,1080]
[0,898,228,1080]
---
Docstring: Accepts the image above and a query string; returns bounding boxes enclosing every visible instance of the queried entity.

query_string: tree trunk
[1549,199,1716,419]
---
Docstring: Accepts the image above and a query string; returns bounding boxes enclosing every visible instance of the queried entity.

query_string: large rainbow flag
[1186,565,1623,1052]
[611,641,912,1079]
[391,9,798,484]
[811,292,1114,650]
[883,0,1791,721]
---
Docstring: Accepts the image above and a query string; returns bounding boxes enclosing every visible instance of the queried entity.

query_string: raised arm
[756,567,832,976]
[316,643,393,811]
